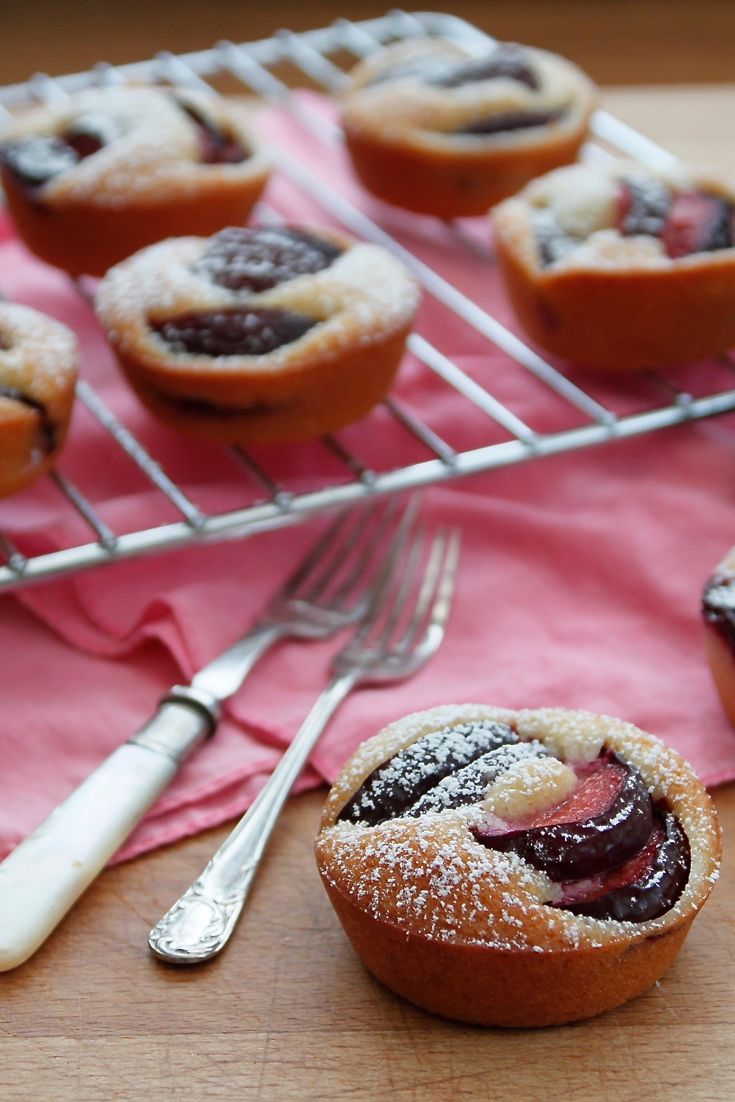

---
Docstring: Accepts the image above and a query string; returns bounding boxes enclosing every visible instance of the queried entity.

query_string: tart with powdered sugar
[702,547,735,727]
[0,303,78,497]
[95,224,420,444]
[339,38,596,218]
[0,86,271,277]
[493,160,735,370]
[316,704,720,1027]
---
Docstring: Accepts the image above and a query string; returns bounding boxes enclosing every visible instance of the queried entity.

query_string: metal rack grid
[1,8,734,592]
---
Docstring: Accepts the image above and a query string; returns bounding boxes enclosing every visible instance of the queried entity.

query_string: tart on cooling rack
[702,547,735,728]
[95,223,420,444]
[0,302,78,497]
[0,85,271,277]
[492,160,735,371]
[316,704,720,1027]
[339,37,596,218]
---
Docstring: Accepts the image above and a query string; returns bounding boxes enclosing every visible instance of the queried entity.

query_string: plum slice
[0,136,82,188]
[0,113,119,189]
[0,385,56,452]
[430,45,539,91]
[152,307,317,357]
[457,107,564,137]
[404,739,549,817]
[194,227,343,293]
[557,813,690,921]
[337,720,520,826]
[662,191,732,258]
[369,43,539,91]
[617,177,671,238]
[175,99,250,165]
[702,573,735,650]
[473,752,654,881]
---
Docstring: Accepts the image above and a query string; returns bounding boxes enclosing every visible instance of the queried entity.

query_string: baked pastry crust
[0,86,271,277]
[95,225,420,444]
[316,703,720,1027]
[493,161,735,371]
[340,38,596,218]
[702,546,735,727]
[0,303,78,497]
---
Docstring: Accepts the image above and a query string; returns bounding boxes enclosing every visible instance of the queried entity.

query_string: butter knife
[0,500,408,971]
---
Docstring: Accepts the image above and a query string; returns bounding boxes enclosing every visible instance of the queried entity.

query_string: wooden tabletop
[2,80,735,1102]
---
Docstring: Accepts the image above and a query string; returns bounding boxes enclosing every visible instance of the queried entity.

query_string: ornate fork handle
[149,672,357,963]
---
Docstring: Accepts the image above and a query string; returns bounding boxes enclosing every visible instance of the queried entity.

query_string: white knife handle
[0,696,213,972]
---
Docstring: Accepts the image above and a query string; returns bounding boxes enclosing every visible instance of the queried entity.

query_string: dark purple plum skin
[457,107,564,136]
[473,756,654,882]
[369,43,539,92]
[174,99,250,164]
[561,813,690,922]
[194,226,343,293]
[153,308,317,358]
[337,721,521,827]
[702,573,735,651]
[404,740,549,818]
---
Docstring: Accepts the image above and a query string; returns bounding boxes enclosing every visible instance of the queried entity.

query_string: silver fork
[149,519,461,964]
[0,498,415,973]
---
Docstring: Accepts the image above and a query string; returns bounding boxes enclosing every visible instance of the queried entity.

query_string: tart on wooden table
[340,37,596,218]
[0,302,78,497]
[493,161,735,371]
[316,704,720,1027]
[0,86,271,277]
[95,224,420,444]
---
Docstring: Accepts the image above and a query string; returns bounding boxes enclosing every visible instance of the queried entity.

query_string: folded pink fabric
[1,95,735,864]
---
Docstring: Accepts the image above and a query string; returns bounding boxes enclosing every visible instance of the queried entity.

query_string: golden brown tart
[0,86,271,277]
[95,224,420,444]
[316,704,720,1027]
[340,38,596,217]
[0,303,78,497]
[493,160,735,370]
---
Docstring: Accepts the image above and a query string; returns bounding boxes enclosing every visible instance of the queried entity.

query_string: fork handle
[148,671,358,964]
[0,696,214,972]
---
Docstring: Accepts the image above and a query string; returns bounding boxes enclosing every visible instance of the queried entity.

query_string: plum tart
[0,303,78,497]
[339,38,596,218]
[702,546,735,727]
[316,704,720,1027]
[0,86,271,277]
[493,161,735,370]
[95,224,420,444]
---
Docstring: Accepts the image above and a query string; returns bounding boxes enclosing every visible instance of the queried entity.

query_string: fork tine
[286,495,416,606]
[400,527,461,655]
[316,494,404,609]
[396,527,459,651]
[366,525,426,648]
[348,503,423,646]
[284,504,374,599]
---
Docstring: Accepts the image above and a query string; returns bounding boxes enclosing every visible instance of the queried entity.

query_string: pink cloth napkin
[2,94,735,864]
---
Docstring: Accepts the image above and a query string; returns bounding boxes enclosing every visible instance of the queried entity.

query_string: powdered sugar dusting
[500,161,735,273]
[482,755,576,819]
[0,303,78,397]
[95,230,420,374]
[5,86,270,208]
[342,39,594,151]
[317,704,721,953]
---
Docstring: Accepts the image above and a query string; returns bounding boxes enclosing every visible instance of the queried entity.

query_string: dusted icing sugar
[95,231,420,372]
[317,705,721,953]
[343,38,592,150]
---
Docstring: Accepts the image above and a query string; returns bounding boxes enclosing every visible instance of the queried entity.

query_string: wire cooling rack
[1,8,734,592]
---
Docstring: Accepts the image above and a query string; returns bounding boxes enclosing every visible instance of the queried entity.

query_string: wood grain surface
[2,782,733,1102]
[1,65,734,1102]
